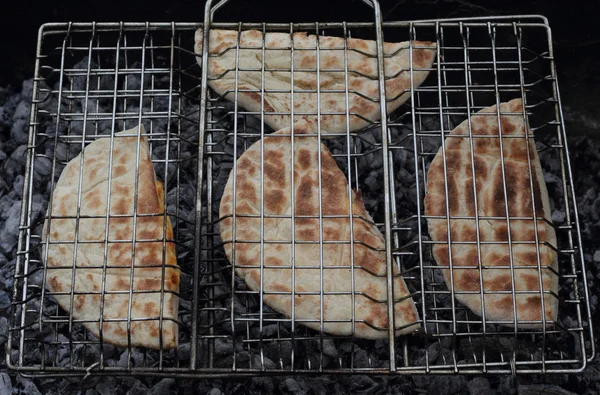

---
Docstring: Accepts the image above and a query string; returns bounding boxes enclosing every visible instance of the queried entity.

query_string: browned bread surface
[43,126,180,349]
[219,120,420,338]
[195,28,436,136]
[424,99,558,328]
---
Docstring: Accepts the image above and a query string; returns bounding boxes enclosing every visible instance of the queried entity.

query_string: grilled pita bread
[219,120,419,338]
[195,28,436,136]
[42,126,180,349]
[424,99,558,328]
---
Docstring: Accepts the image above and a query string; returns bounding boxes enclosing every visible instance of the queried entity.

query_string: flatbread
[42,126,180,349]
[424,99,558,328]
[219,120,419,338]
[195,28,436,136]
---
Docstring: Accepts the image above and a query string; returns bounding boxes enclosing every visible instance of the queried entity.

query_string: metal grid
[6,1,594,379]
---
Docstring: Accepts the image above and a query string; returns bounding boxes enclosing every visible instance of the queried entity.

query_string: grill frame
[5,5,594,379]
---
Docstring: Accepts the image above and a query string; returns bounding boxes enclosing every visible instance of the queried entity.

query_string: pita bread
[195,28,436,136]
[42,126,180,349]
[424,99,558,328]
[219,120,419,338]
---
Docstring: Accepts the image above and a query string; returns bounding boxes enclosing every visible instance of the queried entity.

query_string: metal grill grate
[6,0,594,379]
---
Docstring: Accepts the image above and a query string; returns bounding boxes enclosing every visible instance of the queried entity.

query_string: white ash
[0,373,12,395]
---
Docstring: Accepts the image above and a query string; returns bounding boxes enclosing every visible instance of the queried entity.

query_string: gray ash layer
[2,68,600,394]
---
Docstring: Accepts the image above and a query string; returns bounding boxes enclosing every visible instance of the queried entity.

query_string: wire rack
[6,0,594,379]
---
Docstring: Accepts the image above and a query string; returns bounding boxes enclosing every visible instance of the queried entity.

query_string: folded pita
[42,126,180,349]
[424,99,558,328]
[195,28,436,136]
[219,120,419,338]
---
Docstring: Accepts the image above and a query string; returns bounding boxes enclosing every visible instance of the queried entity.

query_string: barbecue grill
[6,0,594,379]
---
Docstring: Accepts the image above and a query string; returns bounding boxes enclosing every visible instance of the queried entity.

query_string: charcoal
[1,259,14,289]
[0,289,10,311]
[0,316,7,347]
[468,377,494,395]
[177,342,191,361]
[56,378,80,394]
[387,381,415,395]
[412,375,430,390]
[265,340,292,367]
[56,339,71,367]
[307,377,335,395]
[319,338,339,359]
[28,267,45,288]
[242,353,276,370]
[552,209,566,224]
[0,94,20,127]
[67,120,94,136]
[338,341,355,354]
[126,380,149,395]
[214,161,233,199]
[515,384,578,395]
[125,75,142,92]
[15,376,42,395]
[11,118,29,145]
[116,349,146,368]
[281,378,308,395]
[435,343,456,365]
[95,377,118,395]
[34,156,53,177]
[117,377,139,391]
[415,342,441,366]
[13,174,24,198]
[251,377,275,395]
[20,80,34,101]
[262,354,278,370]
[363,170,381,194]
[353,349,371,368]
[2,138,18,157]
[214,338,234,356]
[54,142,68,162]
[0,174,9,194]
[3,145,27,182]
[347,375,381,395]
[71,343,102,367]
[149,379,175,395]
[71,58,94,91]
[0,251,8,267]
[497,376,517,395]
[427,376,468,395]
[6,341,18,359]
[207,389,224,395]
[396,166,414,187]
[0,197,13,219]
[0,373,13,395]
[13,96,30,118]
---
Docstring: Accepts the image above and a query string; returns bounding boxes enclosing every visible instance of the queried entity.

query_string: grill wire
[5,6,595,380]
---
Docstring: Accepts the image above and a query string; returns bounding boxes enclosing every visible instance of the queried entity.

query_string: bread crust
[424,99,559,328]
[43,126,180,349]
[219,120,420,338]
[195,28,436,136]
